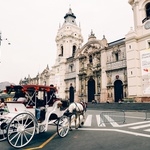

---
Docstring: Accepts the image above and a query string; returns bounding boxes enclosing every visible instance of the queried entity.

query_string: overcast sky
[0,0,133,84]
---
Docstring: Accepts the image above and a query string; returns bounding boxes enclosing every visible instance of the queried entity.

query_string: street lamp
[0,31,11,46]
[0,31,11,63]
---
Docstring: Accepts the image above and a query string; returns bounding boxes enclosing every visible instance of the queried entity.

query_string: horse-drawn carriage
[0,84,70,148]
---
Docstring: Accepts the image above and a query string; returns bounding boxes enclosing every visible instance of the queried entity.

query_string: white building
[126,0,150,102]
[50,8,83,99]
[21,0,150,103]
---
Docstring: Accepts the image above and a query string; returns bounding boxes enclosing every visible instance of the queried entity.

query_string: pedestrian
[106,100,110,103]
[0,98,5,109]
[69,83,74,103]
[118,99,122,103]
[0,98,5,115]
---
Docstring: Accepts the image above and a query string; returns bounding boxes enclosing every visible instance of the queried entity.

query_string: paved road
[2,109,150,150]
[83,110,150,138]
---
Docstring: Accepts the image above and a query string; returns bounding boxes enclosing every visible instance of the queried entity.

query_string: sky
[0,0,134,84]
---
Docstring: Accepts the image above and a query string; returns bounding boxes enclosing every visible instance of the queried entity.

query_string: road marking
[125,115,145,119]
[25,132,57,150]
[84,115,92,126]
[96,115,105,127]
[118,120,150,127]
[78,128,150,138]
[144,129,150,132]
[104,115,119,127]
[130,123,150,129]
[83,114,150,128]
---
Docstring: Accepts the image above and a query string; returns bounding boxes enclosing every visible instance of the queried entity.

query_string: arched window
[146,3,150,17]
[60,46,63,56]
[70,65,73,72]
[72,45,76,56]
[115,53,119,61]
[89,55,92,63]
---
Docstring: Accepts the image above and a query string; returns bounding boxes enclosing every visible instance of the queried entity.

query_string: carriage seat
[6,102,27,114]
[6,98,27,105]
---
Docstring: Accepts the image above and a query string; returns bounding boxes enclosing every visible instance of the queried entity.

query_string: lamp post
[0,31,10,45]
[0,31,11,63]
[0,32,2,63]
[0,32,2,46]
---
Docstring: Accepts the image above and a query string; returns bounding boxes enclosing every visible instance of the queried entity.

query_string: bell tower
[126,0,150,100]
[55,8,83,62]
[52,8,83,99]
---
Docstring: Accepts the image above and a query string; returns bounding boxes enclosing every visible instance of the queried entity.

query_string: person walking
[69,83,74,103]
[0,98,5,109]
[0,98,5,115]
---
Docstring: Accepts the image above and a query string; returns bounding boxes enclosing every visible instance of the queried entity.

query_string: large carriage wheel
[7,112,36,148]
[0,119,8,141]
[57,115,69,138]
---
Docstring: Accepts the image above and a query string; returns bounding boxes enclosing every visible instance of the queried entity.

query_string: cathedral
[20,0,150,103]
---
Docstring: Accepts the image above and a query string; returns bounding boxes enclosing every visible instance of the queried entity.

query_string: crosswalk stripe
[104,115,119,127]
[84,115,92,126]
[96,115,106,127]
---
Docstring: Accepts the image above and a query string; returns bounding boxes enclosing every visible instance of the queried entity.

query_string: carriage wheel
[7,112,36,148]
[57,115,69,138]
[0,119,8,141]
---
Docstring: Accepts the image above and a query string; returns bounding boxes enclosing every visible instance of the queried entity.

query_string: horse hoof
[69,128,73,131]
[81,122,84,125]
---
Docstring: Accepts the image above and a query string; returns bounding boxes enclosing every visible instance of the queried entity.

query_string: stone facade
[75,33,128,103]
[20,0,150,102]
[126,0,150,101]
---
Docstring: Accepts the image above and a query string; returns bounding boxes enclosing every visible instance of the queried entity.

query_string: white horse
[67,101,87,130]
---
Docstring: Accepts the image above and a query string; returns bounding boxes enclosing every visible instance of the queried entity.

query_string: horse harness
[73,102,84,115]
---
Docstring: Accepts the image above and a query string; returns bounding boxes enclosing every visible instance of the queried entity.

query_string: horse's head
[57,101,62,108]
[52,100,62,109]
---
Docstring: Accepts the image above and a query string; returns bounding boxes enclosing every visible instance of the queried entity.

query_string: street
[1,109,150,150]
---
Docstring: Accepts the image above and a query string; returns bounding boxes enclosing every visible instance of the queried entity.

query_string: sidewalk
[87,102,150,111]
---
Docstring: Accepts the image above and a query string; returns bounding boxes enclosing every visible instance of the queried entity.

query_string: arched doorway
[88,78,95,102]
[114,80,123,102]
[69,83,74,103]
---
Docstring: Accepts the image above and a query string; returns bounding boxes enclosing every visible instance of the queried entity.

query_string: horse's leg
[69,115,72,131]
[75,113,81,129]
[83,111,85,122]
[80,111,85,126]
[75,114,78,129]
[78,114,81,128]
